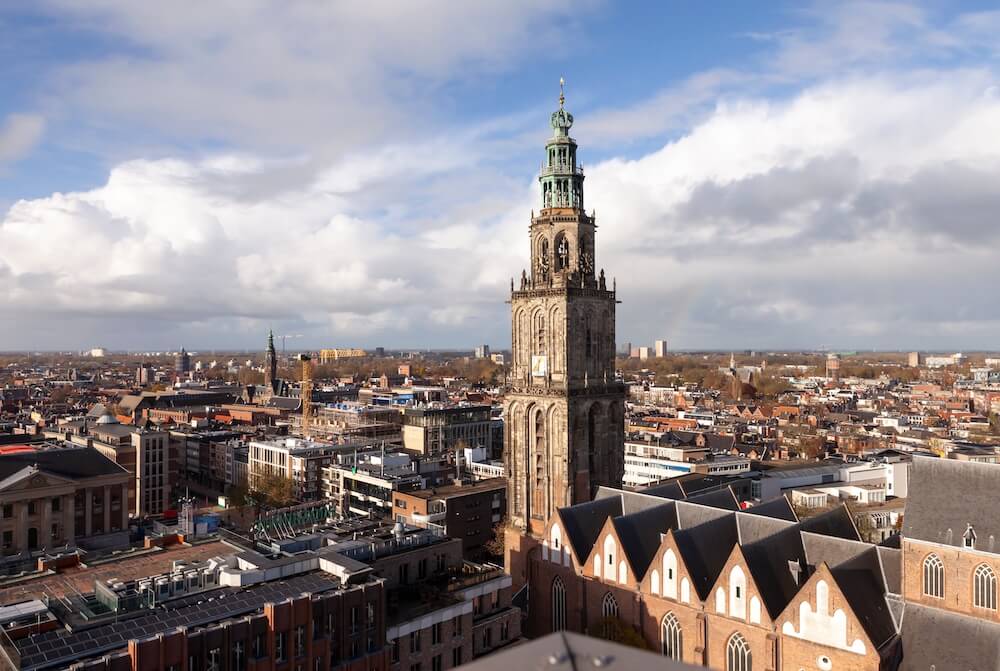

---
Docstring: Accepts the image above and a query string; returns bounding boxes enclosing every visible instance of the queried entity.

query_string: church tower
[264,329,278,393]
[504,81,625,536]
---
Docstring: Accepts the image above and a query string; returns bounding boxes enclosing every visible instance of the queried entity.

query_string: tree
[251,472,297,508]
[482,517,506,560]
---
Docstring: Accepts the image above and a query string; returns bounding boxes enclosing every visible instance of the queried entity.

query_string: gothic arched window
[552,577,567,631]
[661,613,682,660]
[726,633,752,671]
[601,592,619,639]
[923,554,944,598]
[532,410,545,511]
[555,233,569,271]
[974,564,997,610]
[533,311,545,355]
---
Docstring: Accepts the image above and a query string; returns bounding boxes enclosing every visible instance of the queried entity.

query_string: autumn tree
[251,472,297,508]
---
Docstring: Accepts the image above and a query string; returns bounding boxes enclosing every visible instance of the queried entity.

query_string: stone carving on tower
[503,80,625,536]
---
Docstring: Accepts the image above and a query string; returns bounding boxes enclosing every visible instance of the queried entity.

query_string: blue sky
[2,1,1000,351]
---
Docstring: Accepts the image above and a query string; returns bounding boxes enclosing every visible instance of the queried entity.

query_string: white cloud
[4,69,1000,350]
[4,1,1000,350]
[39,1,588,154]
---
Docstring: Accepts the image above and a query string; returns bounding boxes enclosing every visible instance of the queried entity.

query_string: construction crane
[298,353,313,438]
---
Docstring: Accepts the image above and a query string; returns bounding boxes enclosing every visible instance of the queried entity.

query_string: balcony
[540,163,583,177]
[411,510,446,524]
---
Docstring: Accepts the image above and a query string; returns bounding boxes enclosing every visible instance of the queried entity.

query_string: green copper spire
[540,77,584,210]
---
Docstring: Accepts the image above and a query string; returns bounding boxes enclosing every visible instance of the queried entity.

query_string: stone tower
[264,329,278,393]
[504,81,625,536]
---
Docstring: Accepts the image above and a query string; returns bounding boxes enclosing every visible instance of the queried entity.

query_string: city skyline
[2,2,1000,350]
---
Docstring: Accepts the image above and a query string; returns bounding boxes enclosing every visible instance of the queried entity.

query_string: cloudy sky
[2,1,999,352]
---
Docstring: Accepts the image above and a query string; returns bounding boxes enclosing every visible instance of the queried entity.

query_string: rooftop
[399,477,506,500]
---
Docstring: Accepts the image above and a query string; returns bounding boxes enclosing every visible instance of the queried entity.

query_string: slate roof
[830,548,898,649]
[457,631,701,671]
[741,525,807,618]
[743,494,798,522]
[798,506,860,541]
[900,602,1000,670]
[611,502,677,578]
[903,455,1000,554]
[685,487,740,511]
[558,496,622,563]
[673,514,739,600]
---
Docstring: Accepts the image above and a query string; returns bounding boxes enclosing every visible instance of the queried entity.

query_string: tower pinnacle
[559,76,565,108]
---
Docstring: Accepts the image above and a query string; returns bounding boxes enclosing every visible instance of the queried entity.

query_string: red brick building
[508,486,902,670]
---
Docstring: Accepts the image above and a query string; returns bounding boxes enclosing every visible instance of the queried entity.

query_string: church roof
[903,455,1000,553]
[900,602,1000,669]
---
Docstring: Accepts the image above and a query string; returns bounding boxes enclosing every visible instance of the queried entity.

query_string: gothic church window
[601,592,619,639]
[923,553,944,598]
[661,613,682,660]
[726,633,752,671]
[552,577,567,631]
[974,564,997,610]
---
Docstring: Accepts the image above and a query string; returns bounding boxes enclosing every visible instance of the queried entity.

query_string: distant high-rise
[654,339,667,357]
[265,330,278,392]
[475,345,491,359]
[826,352,841,381]
[907,351,922,367]
[174,348,191,378]
[136,364,153,386]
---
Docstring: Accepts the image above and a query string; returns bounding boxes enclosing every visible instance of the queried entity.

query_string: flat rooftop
[0,541,233,606]
[400,478,506,500]
[16,571,344,671]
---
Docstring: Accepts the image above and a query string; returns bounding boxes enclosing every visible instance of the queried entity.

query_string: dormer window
[964,524,977,549]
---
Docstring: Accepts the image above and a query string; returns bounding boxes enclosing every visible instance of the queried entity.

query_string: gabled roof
[743,494,797,522]
[830,548,897,649]
[741,525,806,618]
[798,506,860,541]
[673,514,739,601]
[736,511,797,546]
[557,496,622,564]
[612,502,678,579]
[639,480,686,500]
[903,455,1000,554]
[685,488,740,511]
[800,531,871,572]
